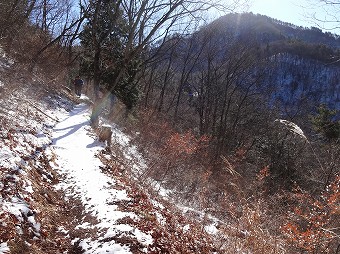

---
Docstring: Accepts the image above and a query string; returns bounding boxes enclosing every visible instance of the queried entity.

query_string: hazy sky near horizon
[247,0,340,34]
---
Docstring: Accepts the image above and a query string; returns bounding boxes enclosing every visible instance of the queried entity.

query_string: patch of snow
[183,224,190,233]
[110,128,147,174]
[133,228,153,245]
[154,211,166,225]
[0,147,20,169]
[205,224,218,234]
[2,197,40,235]
[23,180,34,193]
[57,226,69,235]
[150,199,164,209]
[79,239,131,254]
[151,182,172,198]
[0,242,10,254]
[104,224,153,245]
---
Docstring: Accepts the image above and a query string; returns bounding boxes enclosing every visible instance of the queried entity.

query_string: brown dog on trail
[99,125,112,147]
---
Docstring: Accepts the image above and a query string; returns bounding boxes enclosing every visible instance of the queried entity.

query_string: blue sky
[248,0,340,34]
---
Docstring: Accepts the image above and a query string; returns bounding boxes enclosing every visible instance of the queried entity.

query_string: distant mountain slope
[150,12,340,118]
[204,14,340,111]
[207,13,340,48]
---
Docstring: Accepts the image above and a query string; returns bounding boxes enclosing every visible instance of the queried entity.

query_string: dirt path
[49,102,152,253]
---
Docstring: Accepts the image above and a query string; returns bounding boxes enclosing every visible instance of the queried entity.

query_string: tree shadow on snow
[52,122,88,144]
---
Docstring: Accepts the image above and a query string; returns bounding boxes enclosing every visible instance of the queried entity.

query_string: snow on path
[49,102,152,253]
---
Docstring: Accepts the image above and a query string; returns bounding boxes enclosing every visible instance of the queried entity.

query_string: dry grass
[118,106,339,253]
[113,108,287,253]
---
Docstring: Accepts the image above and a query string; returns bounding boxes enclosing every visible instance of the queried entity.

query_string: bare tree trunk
[42,0,47,31]
[89,0,103,127]
[143,66,155,108]
[90,45,102,127]
[158,54,173,112]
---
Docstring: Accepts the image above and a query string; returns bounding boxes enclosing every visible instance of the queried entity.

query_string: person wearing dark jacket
[74,76,84,96]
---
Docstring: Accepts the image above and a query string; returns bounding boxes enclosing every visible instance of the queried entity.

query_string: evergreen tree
[79,0,140,121]
[312,104,340,141]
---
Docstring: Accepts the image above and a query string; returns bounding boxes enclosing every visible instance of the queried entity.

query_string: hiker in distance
[74,75,84,97]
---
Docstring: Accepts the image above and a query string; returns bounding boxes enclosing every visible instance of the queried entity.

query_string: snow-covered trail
[49,102,152,253]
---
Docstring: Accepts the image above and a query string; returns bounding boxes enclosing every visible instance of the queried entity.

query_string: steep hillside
[0,56,221,253]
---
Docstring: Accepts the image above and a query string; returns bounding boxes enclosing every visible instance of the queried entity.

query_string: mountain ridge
[207,12,340,48]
